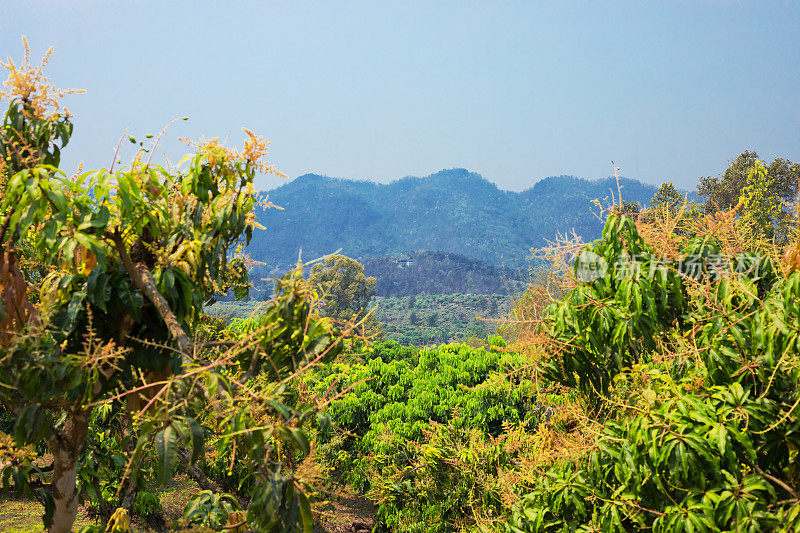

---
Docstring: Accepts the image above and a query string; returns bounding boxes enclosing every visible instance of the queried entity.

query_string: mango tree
[0,42,341,532]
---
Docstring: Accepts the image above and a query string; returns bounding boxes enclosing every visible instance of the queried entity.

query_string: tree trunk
[177,447,222,493]
[45,406,91,533]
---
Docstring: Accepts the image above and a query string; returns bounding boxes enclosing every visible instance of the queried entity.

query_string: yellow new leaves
[105,508,130,533]
[166,240,201,277]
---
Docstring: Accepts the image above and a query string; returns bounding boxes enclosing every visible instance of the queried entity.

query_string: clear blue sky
[3,1,799,191]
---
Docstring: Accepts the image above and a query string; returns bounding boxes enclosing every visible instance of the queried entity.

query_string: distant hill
[362,251,523,297]
[247,168,668,269]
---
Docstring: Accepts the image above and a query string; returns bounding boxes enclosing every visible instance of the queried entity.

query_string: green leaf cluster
[507,212,800,532]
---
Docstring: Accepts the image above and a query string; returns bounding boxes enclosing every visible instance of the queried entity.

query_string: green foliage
[426,313,438,327]
[506,212,800,532]
[0,45,341,533]
[620,199,642,215]
[496,264,571,344]
[542,213,689,403]
[132,491,162,518]
[204,298,267,320]
[215,291,515,347]
[226,269,344,378]
[77,404,156,519]
[374,293,511,346]
[649,181,686,216]
[308,254,383,338]
[182,490,241,528]
[309,255,376,321]
[311,341,539,531]
[0,96,73,178]
[641,180,703,237]
[699,151,799,245]
[487,335,507,348]
[699,150,799,214]
[738,161,789,243]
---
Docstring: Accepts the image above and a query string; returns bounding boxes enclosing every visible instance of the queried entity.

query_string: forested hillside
[362,250,523,297]
[247,169,666,268]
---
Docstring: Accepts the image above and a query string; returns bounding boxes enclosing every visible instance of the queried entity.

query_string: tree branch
[176,447,223,493]
[111,230,193,360]
[751,461,799,500]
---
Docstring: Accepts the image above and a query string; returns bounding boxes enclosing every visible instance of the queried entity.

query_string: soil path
[314,489,377,533]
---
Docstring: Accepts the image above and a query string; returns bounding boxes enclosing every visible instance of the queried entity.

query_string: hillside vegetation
[247,169,663,269]
[310,199,800,532]
[362,251,522,297]
[374,293,512,346]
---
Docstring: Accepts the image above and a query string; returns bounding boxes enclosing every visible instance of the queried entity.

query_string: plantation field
[206,292,514,347]
[373,293,513,345]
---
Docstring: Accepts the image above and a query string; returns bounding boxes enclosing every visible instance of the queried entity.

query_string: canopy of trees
[699,150,799,213]
[361,250,522,297]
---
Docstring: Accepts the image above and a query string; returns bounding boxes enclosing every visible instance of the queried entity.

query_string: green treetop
[699,150,799,215]
[309,254,378,324]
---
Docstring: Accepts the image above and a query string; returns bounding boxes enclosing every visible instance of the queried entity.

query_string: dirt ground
[313,487,377,533]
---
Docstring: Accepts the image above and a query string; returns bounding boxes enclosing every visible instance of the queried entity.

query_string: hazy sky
[3,1,799,191]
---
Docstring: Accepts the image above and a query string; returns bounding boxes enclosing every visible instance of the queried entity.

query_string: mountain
[247,168,663,269]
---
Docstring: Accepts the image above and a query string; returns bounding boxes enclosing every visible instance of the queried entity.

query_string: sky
[2,1,799,192]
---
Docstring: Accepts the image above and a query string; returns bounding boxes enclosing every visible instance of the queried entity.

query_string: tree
[426,313,438,327]
[468,321,487,338]
[619,200,642,216]
[407,294,416,309]
[0,41,342,533]
[699,150,799,214]
[697,151,800,245]
[649,181,686,215]
[738,160,788,243]
[309,255,377,323]
[508,212,800,531]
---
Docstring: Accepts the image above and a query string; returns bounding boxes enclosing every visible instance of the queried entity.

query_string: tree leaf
[155,425,178,484]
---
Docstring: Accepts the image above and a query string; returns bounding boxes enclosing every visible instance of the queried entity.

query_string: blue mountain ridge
[246,168,689,270]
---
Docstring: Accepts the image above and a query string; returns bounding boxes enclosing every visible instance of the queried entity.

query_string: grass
[0,492,95,532]
[0,475,197,532]
[155,475,196,526]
